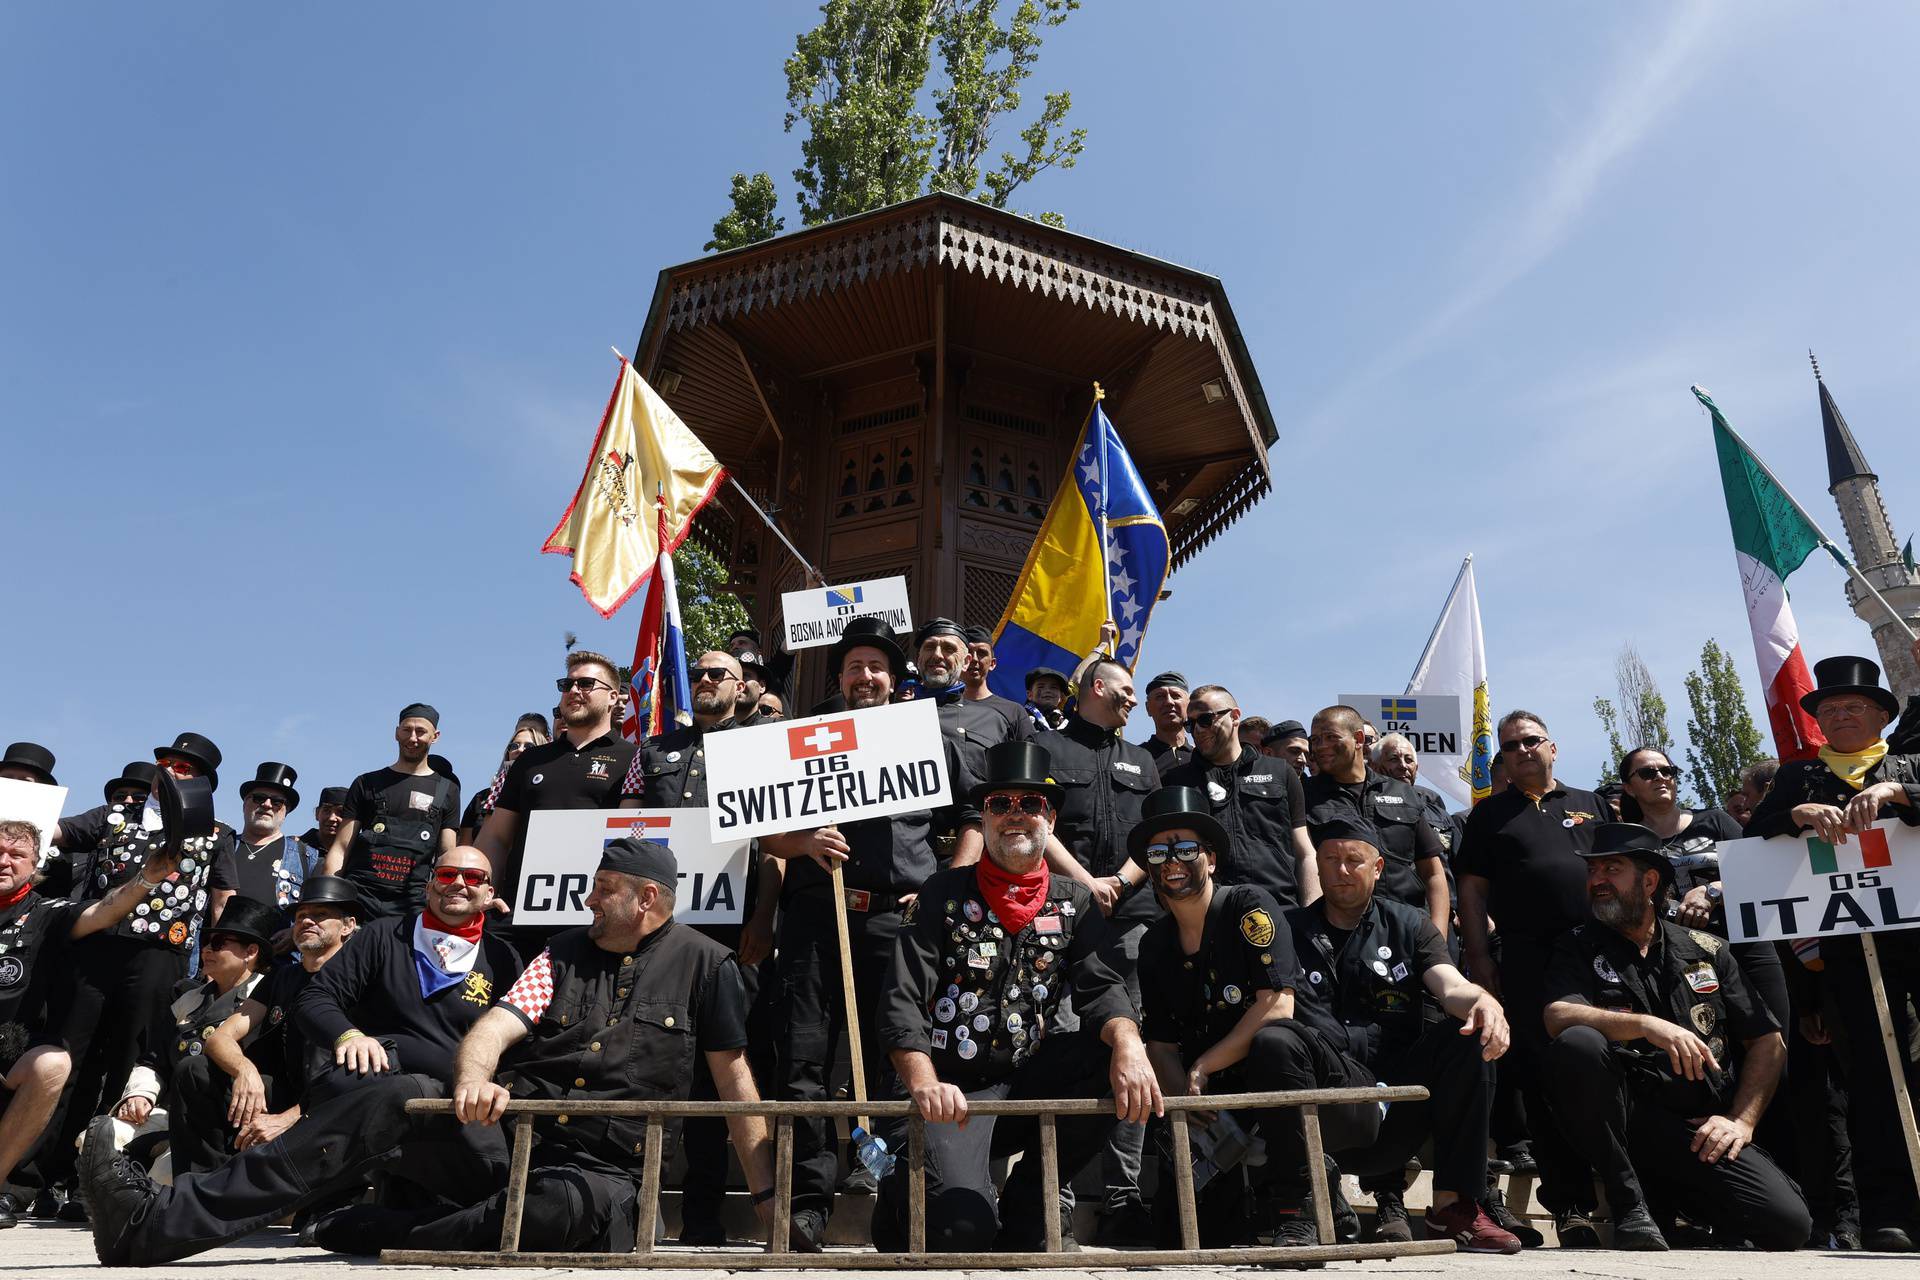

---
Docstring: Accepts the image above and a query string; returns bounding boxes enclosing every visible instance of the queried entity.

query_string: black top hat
[1127,785,1231,862]
[154,732,222,790]
[1,742,57,786]
[1580,822,1675,886]
[828,615,907,682]
[294,875,362,916]
[240,762,299,811]
[1799,655,1901,719]
[316,786,351,809]
[428,755,460,787]
[205,896,280,955]
[1024,667,1071,691]
[968,741,1066,807]
[103,761,159,803]
[151,767,217,856]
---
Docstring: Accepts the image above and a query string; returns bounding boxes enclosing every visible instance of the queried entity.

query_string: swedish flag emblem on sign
[827,586,864,609]
[1380,698,1418,721]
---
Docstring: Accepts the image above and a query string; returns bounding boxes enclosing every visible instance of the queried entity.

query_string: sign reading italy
[703,700,950,841]
[1720,819,1920,943]
[516,809,748,926]
[780,575,913,651]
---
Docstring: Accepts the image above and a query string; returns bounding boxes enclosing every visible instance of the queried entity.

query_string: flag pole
[1693,387,1917,644]
[1405,554,1472,693]
[1093,383,1112,635]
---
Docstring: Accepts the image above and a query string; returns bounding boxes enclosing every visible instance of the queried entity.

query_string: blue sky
[5,2,1919,829]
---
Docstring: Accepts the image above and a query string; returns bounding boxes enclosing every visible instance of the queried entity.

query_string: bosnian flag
[620,503,695,787]
[1698,388,1825,761]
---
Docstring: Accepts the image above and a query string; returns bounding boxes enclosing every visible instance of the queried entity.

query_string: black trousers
[1498,935,1596,1214]
[680,927,766,1232]
[1823,933,1920,1229]
[774,893,901,1216]
[396,1145,637,1253]
[1785,1023,1858,1237]
[1252,1019,1491,1200]
[124,1073,506,1265]
[870,1030,1115,1252]
[1544,1026,1810,1249]
[168,1055,240,1177]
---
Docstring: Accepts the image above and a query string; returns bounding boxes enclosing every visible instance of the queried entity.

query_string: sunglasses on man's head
[1185,707,1233,731]
[1499,734,1547,754]
[1143,839,1207,865]
[1631,765,1682,781]
[984,793,1051,817]
[431,867,491,887]
[556,676,612,693]
[689,667,737,684]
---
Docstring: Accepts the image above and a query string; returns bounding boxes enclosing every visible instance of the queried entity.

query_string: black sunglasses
[1185,707,1234,731]
[984,793,1051,816]
[556,676,612,693]
[1143,839,1207,865]
[1631,764,1682,781]
[689,667,737,684]
[1499,734,1547,754]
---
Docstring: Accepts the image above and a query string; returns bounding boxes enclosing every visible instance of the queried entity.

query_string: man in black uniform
[1139,671,1193,771]
[0,818,182,1227]
[1304,706,1449,935]
[476,650,637,931]
[1263,815,1519,1254]
[324,705,461,918]
[1373,734,1459,858]
[1747,655,1920,1249]
[962,624,1036,741]
[1454,709,1612,1243]
[230,763,319,919]
[873,740,1160,1252]
[1543,822,1808,1251]
[1032,655,1160,1240]
[299,786,351,855]
[1165,685,1320,907]
[759,616,983,1249]
[916,618,1017,856]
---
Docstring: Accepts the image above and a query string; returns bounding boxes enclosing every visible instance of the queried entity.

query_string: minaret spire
[1814,352,1875,489]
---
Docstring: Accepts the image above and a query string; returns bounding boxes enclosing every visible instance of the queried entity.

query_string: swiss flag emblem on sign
[788,719,859,759]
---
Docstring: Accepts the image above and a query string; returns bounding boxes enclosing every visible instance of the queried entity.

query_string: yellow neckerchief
[1817,739,1889,791]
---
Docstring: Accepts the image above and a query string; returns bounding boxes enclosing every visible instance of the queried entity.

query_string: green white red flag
[1696,387,1825,760]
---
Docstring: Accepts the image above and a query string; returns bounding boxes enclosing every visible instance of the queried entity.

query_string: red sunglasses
[431,867,491,887]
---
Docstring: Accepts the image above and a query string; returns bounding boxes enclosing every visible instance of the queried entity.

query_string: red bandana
[975,858,1050,935]
[0,880,31,911]
[421,908,485,941]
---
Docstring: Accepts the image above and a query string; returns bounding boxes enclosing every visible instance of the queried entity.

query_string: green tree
[1593,643,1677,787]
[706,0,1086,249]
[674,541,753,658]
[1682,638,1768,807]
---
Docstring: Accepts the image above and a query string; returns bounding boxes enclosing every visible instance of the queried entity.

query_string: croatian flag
[621,503,694,788]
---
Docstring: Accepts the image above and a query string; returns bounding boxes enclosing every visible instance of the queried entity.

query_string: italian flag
[1697,387,1825,761]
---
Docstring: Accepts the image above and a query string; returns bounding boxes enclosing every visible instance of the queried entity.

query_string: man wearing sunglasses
[476,651,637,931]
[229,762,318,923]
[324,705,460,919]
[1164,686,1320,909]
[874,740,1158,1252]
[1455,709,1612,1246]
[1748,655,1920,1250]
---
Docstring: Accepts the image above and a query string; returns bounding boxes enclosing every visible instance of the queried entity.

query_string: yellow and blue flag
[988,398,1170,701]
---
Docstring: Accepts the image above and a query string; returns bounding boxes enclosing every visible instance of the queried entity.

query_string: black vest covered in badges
[163,976,260,1078]
[84,808,234,954]
[350,775,453,912]
[506,922,732,1168]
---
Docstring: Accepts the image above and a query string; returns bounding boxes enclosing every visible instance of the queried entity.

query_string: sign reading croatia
[780,575,913,651]
[704,700,950,841]
[516,808,748,926]
[1721,819,1920,943]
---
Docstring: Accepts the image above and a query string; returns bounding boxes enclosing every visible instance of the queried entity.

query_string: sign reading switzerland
[703,700,950,842]
[1721,819,1920,943]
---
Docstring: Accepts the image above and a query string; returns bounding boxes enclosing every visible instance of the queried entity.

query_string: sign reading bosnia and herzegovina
[1721,819,1920,942]
[703,699,951,842]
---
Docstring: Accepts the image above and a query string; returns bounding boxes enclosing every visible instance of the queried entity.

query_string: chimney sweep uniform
[1164,744,1311,906]
[1138,672,1195,771]
[1303,767,1447,919]
[231,763,319,918]
[338,712,463,918]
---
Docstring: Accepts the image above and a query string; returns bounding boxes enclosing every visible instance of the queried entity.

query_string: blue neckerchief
[415,949,463,999]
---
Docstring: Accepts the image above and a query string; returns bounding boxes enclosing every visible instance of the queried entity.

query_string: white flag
[1406,556,1494,809]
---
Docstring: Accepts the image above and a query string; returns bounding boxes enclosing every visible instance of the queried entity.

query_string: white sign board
[0,777,69,864]
[780,576,914,651]
[705,700,950,842]
[1338,694,1463,761]
[516,808,749,926]
[1720,819,1920,943]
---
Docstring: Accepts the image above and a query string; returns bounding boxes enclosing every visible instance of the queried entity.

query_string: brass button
[664,1015,676,1027]
[607,1017,619,1026]
[574,1077,586,1087]
[690,768,700,777]
[622,957,632,967]
[684,790,694,799]
[590,1041,602,1051]
[557,1115,569,1124]
[617,988,630,998]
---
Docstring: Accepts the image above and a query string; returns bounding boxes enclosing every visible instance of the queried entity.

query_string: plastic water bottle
[851,1124,897,1179]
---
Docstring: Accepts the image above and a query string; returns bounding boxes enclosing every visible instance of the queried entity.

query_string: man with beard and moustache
[1165,687,1320,909]
[1139,671,1192,771]
[475,651,637,937]
[872,741,1160,1253]
[961,625,1035,742]
[1453,709,1612,1246]
[80,852,526,1266]
[759,616,984,1250]
[324,706,460,919]
[1030,656,1161,1243]
[1542,823,1808,1252]
[1025,667,1072,733]
[187,878,362,1173]
[229,764,318,921]
[1304,708,1449,937]
[618,649,780,1245]
[299,787,350,859]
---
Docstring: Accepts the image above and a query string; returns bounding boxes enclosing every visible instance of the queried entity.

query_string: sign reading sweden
[1336,693,1463,758]
[781,575,914,651]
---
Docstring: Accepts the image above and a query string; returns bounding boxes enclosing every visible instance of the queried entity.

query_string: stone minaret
[1817,355,1920,699]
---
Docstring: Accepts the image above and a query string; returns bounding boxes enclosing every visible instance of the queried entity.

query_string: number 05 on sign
[1721,820,1920,943]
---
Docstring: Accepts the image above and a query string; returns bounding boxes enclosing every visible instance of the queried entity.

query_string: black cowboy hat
[1127,785,1231,862]
[968,741,1066,808]
[828,615,907,682]
[240,762,299,811]
[153,731,222,790]
[1580,822,1676,888]
[103,761,159,803]
[1,742,57,786]
[1800,655,1901,720]
[294,875,362,917]
[150,766,217,856]
[206,896,280,955]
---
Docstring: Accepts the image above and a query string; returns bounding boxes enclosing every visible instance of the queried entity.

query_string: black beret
[1144,671,1188,694]
[399,703,441,727]
[1309,814,1383,850]
[962,625,993,646]
[599,836,678,888]
[317,786,351,808]
[1263,719,1308,746]
[913,617,966,647]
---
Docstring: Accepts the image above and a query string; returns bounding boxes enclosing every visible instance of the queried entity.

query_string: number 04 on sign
[1720,819,1920,943]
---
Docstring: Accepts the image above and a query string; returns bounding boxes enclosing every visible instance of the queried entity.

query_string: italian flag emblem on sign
[1808,827,1893,875]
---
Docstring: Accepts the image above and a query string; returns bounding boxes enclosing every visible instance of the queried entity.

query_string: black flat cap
[1144,671,1188,694]
[399,703,441,727]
